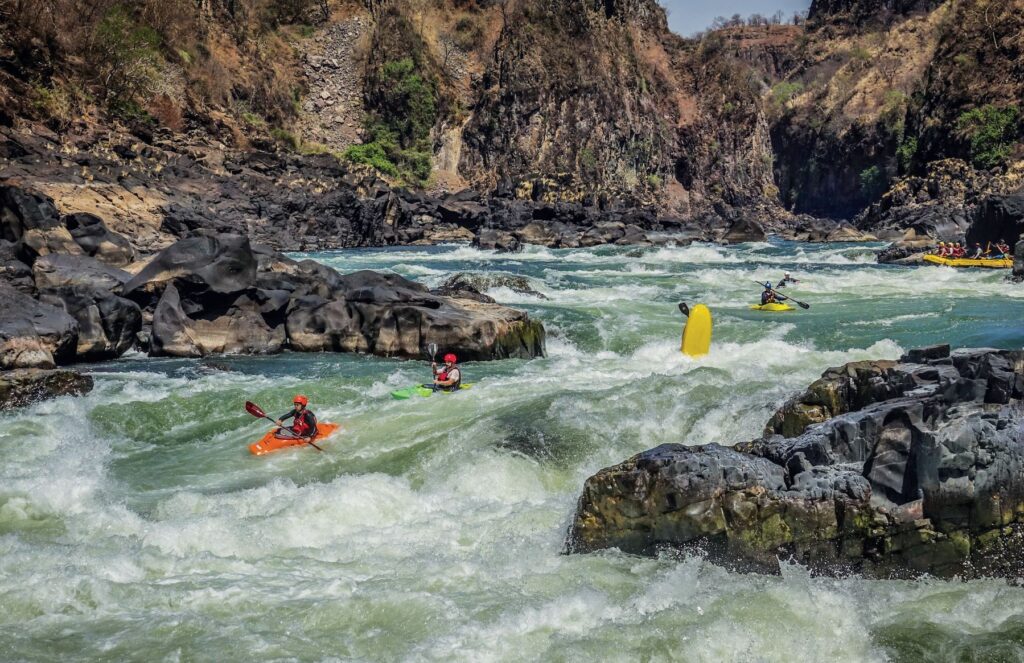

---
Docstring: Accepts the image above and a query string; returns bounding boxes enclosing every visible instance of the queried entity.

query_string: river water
[2,241,1024,661]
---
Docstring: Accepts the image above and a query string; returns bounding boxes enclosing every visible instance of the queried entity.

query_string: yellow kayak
[750,303,794,312]
[923,255,1012,268]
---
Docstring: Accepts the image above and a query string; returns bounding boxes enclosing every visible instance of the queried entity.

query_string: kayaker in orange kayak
[274,395,318,440]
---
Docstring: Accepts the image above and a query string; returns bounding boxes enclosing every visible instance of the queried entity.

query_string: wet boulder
[719,217,766,244]
[63,212,136,267]
[32,254,132,293]
[0,368,93,410]
[38,286,142,360]
[0,281,78,368]
[567,348,1024,579]
[285,270,546,360]
[150,284,285,357]
[474,228,521,253]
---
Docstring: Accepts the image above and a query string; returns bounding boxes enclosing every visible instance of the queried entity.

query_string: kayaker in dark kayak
[274,394,318,440]
[760,282,778,306]
[430,353,462,392]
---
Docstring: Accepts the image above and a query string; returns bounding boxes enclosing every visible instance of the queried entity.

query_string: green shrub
[955,104,1021,170]
[93,5,162,110]
[359,57,440,183]
[270,127,300,150]
[897,136,918,172]
[859,165,886,198]
[769,81,804,110]
[646,174,663,189]
[343,142,399,177]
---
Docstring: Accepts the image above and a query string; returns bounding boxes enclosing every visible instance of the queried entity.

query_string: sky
[660,0,813,36]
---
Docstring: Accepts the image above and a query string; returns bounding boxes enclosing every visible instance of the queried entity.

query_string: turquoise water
[2,240,1023,661]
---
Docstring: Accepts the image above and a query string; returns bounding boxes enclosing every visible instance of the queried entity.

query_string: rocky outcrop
[567,345,1024,579]
[1013,239,1024,283]
[120,230,546,360]
[38,287,142,361]
[0,368,93,410]
[0,282,79,369]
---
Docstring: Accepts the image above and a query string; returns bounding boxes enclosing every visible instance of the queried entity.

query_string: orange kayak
[249,422,341,456]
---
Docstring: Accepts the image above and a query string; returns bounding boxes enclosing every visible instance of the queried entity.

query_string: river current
[2,240,1024,661]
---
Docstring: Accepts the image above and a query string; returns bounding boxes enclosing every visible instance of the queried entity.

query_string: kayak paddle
[427,342,438,362]
[244,401,323,451]
[751,280,810,309]
[678,302,690,317]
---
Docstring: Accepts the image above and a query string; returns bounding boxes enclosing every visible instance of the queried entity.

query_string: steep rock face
[567,346,1024,579]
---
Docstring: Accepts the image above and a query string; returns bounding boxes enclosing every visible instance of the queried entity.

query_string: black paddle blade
[797,302,811,309]
[678,302,690,317]
[245,401,267,419]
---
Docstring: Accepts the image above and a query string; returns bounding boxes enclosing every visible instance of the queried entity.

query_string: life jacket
[437,365,462,392]
[291,410,315,436]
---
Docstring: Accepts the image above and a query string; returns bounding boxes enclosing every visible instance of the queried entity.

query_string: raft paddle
[244,401,323,451]
[751,281,810,309]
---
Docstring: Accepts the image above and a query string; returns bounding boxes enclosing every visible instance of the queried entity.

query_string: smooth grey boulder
[0,184,82,262]
[150,284,285,357]
[0,281,78,368]
[32,254,131,292]
[124,233,257,298]
[39,286,142,360]
[63,212,136,267]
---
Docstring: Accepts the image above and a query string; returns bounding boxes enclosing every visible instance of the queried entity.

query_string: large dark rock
[0,240,33,294]
[0,368,93,410]
[32,254,132,292]
[63,212,136,267]
[285,272,546,360]
[151,284,285,357]
[719,216,766,244]
[124,234,257,298]
[0,281,78,368]
[967,188,1024,248]
[39,286,142,360]
[0,184,82,262]
[567,347,1024,579]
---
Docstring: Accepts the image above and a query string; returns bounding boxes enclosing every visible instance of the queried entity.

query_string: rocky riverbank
[0,178,546,406]
[567,345,1024,579]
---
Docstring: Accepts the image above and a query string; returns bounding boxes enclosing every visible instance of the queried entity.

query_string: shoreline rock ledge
[566,345,1024,579]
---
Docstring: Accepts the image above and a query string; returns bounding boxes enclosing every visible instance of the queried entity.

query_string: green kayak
[391,384,474,400]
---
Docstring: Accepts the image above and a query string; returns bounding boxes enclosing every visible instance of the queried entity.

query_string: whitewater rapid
[2,240,1023,661]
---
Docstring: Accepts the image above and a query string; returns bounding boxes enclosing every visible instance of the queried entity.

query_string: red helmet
[293,394,308,406]
[443,353,457,363]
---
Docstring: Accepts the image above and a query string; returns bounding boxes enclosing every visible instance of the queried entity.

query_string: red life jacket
[291,411,314,436]
[436,366,462,391]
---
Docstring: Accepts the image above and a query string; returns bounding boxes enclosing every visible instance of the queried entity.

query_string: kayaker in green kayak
[430,353,463,392]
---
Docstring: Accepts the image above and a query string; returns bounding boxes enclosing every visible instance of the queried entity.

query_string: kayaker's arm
[275,409,297,427]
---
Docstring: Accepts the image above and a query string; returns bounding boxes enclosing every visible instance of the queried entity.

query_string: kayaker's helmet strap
[293,394,308,407]
[444,353,457,364]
